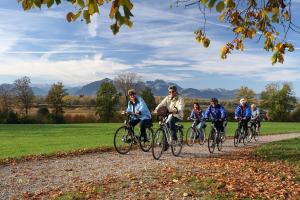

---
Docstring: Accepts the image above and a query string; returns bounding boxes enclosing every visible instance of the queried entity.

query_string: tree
[14,76,34,117]
[96,82,120,122]
[260,82,296,121]
[0,84,13,112]
[235,86,256,104]
[18,0,298,64]
[46,82,68,120]
[141,87,156,111]
[114,72,142,103]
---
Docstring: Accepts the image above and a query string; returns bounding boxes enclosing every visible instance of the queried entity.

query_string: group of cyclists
[123,85,261,154]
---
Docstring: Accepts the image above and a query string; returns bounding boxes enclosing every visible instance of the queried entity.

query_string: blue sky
[0,0,300,95]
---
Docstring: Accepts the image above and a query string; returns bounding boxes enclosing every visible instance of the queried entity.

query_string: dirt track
[1,133,299,199]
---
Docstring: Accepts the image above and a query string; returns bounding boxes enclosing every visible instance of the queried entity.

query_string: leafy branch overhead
[18,0,297,64]
[18,0,134,35]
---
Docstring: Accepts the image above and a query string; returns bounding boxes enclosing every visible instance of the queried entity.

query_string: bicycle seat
[175,123,183,129]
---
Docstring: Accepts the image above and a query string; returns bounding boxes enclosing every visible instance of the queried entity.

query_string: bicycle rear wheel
[152,128,165,160]
[208,129,216,153]
[139,127,154,152]
[114,126,133,154]
[186,127,196,146]
[171,128,183,156]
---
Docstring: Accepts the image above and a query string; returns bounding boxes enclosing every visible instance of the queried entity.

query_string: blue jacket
[190,109,204,121]
[235,104,251,119]
[204,104,226,120]
[127,96,151,120]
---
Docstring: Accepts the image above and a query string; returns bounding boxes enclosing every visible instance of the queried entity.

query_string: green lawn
[254,137,300,168]
[0,122,300,160]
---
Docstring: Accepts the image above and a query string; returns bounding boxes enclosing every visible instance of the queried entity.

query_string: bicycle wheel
[242,130,248,145]
[114,126,133,154]
[139,127,154,152]
[199,128,206,145]
[208,129,216,153]
[217,132,223,151]
[152,128,165,160]
[254,128,259,142]
[171,128,183,156]
[186,127,196,146]
[234,129,240,147]
[246,127,252,143]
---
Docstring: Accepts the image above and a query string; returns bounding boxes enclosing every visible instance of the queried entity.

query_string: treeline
[0,74,299,124]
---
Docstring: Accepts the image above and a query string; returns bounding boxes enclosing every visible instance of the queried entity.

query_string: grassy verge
[254,137,300,168]
[0,122,300,160]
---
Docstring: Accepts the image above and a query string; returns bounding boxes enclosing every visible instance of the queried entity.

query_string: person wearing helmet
[204,98,227,134]
[234,98,252,134]
[126,89,152,142]
[154,85,185,142]
[251,104,261,132]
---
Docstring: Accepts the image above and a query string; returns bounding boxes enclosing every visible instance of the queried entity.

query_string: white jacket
[155,95,185,120]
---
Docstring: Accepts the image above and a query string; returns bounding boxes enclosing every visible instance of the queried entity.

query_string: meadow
[1,122,300,159]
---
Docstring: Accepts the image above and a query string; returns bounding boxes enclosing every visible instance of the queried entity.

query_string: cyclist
[154,85,185,142]
[204,98,227,133]
[126,89,152,142]
[189,102,205,139]
[234,98,251,134]
[250,104,261,132]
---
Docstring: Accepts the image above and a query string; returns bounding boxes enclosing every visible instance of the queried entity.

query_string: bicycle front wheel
[217,132,223,151]
[254,128,259,142]
[186,127,196,146]
[208,129,216,153]
[139,127,154,152]
[199,128,206,145]
[114,126,133,154]
[152,128,165,160]
[234,129,240,147]
[171,128,183,157]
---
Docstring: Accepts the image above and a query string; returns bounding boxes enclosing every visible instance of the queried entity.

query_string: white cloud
[0,54,131,85]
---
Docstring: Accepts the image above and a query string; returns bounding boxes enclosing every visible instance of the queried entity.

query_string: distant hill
[75,78,112,96]
[0,79,241,100]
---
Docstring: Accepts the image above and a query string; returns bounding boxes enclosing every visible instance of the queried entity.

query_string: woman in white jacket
[154,85,185,141]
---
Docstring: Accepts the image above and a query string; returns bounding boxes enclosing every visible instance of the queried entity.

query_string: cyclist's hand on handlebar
[121,111,126,115]
[187,117,191,120]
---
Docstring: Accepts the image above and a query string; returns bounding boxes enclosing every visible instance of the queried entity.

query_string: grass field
[1,122,300,160]
[254,137,300,168]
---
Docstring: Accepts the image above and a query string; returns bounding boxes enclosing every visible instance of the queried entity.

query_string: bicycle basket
[156,106,169,121]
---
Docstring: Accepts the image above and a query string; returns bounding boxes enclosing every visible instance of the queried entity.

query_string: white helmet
[240,98,246,105]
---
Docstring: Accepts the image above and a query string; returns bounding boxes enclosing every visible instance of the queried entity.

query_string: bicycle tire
[139,127,154,152]
[199,128,206,145]
[234,129,240,147]
[186,127,196,146]
[152,128,165,160]
[171,128,183,157]
[208,128,216,153]
[217,132,223,151]
[114,126,133,154]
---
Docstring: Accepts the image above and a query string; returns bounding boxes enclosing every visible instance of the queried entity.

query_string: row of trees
[0,77,68,123]
[0,74,299,123]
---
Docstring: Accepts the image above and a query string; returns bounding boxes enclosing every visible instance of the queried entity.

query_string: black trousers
[130,118,151,139]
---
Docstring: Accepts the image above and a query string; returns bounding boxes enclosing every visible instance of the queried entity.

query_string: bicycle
[234,118,250,147]
[207,119,224,154]
[152,114,184,160]
[186,117,206,146]
[248,119,260,142]
[114,112,153,154]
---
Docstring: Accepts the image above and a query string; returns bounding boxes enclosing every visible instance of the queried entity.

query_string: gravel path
[1,133,299,199]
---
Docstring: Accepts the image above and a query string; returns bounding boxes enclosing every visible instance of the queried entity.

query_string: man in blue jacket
[126,89,152,142]
[204,98,227,133]
[234,98,251,133]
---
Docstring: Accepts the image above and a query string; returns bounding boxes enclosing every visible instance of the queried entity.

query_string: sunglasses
[169,90,176,94]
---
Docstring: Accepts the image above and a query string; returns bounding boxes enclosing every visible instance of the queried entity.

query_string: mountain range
[0,79,239,100]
